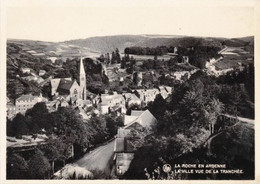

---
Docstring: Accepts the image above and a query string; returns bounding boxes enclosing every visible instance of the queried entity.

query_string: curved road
[73,140,115,175]
[223,114,254,124]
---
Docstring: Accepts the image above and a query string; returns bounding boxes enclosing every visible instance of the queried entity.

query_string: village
[6,53,177,177]
[6,38,255,178]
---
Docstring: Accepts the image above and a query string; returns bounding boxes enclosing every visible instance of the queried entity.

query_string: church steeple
[80,56,86,77]
[79,56,87,100]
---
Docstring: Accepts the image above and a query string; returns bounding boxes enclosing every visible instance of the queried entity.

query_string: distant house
[98,92,126,114]
[22,75,44,84]
[76,99,92,108]
[171,70,197,81]
[158,86,172,99]
[174,47,178,54]
[134,88,160,104]
[21,68,31,74]
[39,70,46,76]
[123,93,142,107]
[114,153,135,176]
[99,104,110,114]
[113,109,157,176]
[7,103,16,120]
[15,93,48,114]
[45,101,57,112]
[182,56,189,63]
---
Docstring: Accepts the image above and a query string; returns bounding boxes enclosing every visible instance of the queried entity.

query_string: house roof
[16,94,37,102]
[115,138,125,152]
[50,79,61,89]
[101,94,125,105]
[131,110,143,117]
[77,99,92,104]
[124,93,141,101]
[118,128,131,138]
[125,109,157,129]
[124,115,138,126]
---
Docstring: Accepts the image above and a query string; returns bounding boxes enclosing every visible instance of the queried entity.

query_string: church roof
[57,79,75,92]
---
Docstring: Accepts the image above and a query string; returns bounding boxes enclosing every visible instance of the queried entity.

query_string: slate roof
[58,79,74,91]
[56,79,79,95]
[51,78,72,90]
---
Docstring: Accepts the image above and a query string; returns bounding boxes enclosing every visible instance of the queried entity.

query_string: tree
[10,113,29,137]
[115,48,121,63]
[25,102,53,133]
[28,149,51,179]
[88,116,109,144]
[148,94,167,121]
[204,98,224,135]
[43,137,71,174]
[52,107,91,154]
[121,57,126,69]
[99,54,105,63]
[7,153,29,179]
[106,53,110,64]
[105,115,124,138]
[111,51,116,64]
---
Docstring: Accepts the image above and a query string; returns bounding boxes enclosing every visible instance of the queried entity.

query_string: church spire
[79,55,87,100]
[80,56,86,76]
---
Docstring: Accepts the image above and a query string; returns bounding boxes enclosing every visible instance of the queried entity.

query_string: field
[128,54,173,61]
[214,47,253,70]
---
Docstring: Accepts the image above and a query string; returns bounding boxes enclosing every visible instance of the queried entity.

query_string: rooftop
[115,138,125,152]
[16,94,37,102]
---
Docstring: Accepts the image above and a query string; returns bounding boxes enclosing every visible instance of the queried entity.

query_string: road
[205,115,254,155]
[223,114,254,124]
[73,140,115,175]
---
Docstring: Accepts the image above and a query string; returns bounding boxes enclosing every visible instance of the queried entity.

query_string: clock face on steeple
[81,77,85,81]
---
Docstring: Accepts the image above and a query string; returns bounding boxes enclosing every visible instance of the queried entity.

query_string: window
[74,89,78,94]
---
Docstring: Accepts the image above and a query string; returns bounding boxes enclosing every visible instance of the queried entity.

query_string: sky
[5,0,255,42]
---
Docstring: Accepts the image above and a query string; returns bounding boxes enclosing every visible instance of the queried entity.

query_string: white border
[0,0,259,183]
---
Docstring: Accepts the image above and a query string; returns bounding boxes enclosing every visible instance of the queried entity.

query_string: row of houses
[7,85,172,120]
[205,57,245,77]
[7,94,48,119]
[97,86,172,114]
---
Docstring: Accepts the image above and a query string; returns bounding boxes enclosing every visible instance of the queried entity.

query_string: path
[73,140,115,175]
[205,115,254,155]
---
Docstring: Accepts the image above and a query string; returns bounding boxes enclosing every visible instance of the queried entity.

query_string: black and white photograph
[1,0,258,182]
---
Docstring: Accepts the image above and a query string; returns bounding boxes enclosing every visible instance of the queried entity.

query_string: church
[50,57,87,101]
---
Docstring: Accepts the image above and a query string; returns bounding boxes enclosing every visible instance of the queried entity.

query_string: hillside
[63,35,227,53]
[63,35,149,53]
[8,35,254,57]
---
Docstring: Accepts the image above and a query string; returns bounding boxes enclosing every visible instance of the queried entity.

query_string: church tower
[79,56,87,100]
